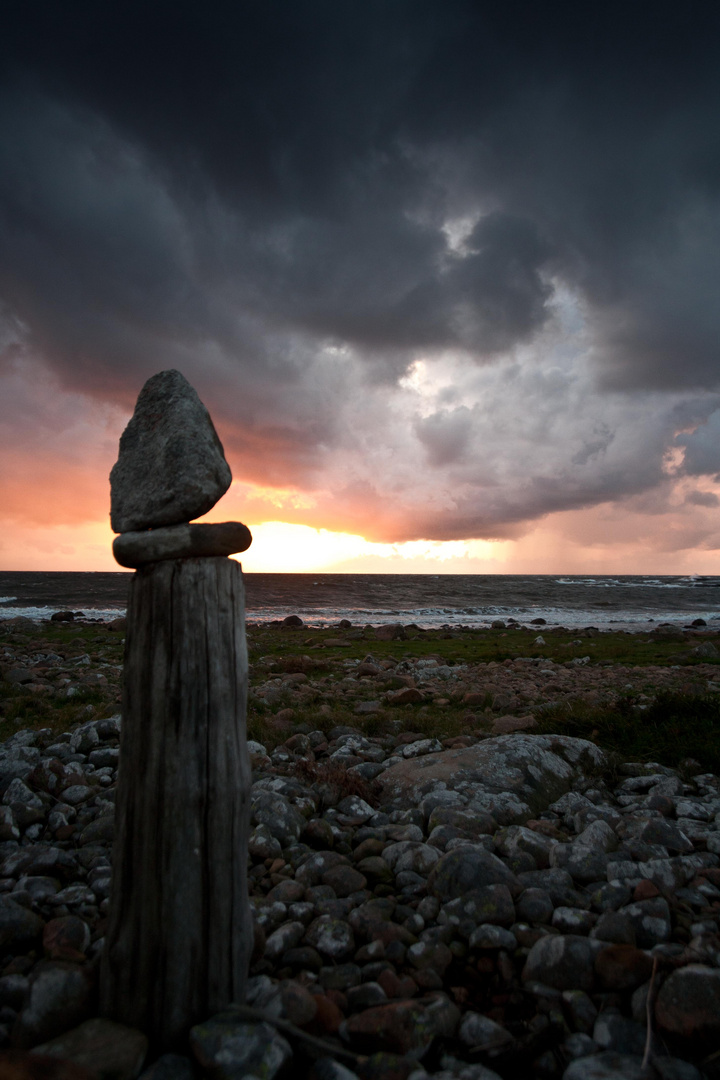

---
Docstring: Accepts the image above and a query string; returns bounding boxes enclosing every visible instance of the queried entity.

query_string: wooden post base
[100,557,251,1051]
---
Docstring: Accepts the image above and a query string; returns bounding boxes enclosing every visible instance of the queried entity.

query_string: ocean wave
[2,571,720,630]
[555,576,720,589]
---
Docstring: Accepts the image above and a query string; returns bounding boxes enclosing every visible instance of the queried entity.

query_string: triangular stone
[110,369,232,532]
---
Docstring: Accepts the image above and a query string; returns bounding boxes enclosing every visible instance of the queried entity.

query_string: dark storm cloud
[1,0,720,540]
[1,0,718,374]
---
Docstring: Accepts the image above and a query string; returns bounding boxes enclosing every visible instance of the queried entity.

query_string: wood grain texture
[100,557,251,1051]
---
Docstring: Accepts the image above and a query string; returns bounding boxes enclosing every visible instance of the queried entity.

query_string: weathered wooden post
[100,370,253,1052]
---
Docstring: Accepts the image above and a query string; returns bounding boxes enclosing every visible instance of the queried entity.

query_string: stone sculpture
[101,370,253,1051]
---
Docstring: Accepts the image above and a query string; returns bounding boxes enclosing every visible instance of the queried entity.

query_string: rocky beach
[0,614,719,1079]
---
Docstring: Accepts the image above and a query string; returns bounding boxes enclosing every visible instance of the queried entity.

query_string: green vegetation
[534,690,720,775]
[0,624,124,738]
[3,619,720,771]
[246,622,720,669]
[0,683,118,739]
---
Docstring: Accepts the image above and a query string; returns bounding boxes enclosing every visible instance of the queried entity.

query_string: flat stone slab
[110,369,232,532]
[378,734,605,821]
[113,522,252,567]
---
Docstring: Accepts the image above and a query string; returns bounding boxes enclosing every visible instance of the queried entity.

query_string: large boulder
[378,734,605,822]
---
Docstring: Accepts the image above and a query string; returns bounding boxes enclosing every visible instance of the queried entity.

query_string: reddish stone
[322,865,368,897]
[696,868,720,888]
[374,624,406,642]
[449,985,470,1006]
[279,980,317,1026]
[655,963,720,1045]
[344,1001,433,1055]
[55,826,76,841]
[594,944,654,991]
[646,794,674,816]
[0,1050,96,1080]
[397,976,418,998]
[308,993,344,1034]
[31,1019,147,1080]
[42,918,90,963]
[462,692,489,706]
[377,970,418,999]
[633,880,660,901]
[367,922,417,948]
[303,819,336,849]
[377,969,403,998]
[413,969,443,990]
[492,715,537,734]
[324,988,348,1013]
[387,689,424,706]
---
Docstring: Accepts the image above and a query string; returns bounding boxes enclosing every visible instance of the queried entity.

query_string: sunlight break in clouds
[237,524,504,574]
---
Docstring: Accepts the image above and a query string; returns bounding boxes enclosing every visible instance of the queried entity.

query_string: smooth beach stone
[428,846,522,901]
[14,962,94,1048]
[190,1015,291,1079]
[522,934,601,991]
[458,1011,514,1052]
[563,1053,650,1080]
[112,521,252,567]
[32,1018,148,1079]
[0,894,45,953]
[655,963,720,1042]
[110,369,232,533]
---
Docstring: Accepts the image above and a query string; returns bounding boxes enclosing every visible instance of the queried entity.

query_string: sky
[1,0,720,574]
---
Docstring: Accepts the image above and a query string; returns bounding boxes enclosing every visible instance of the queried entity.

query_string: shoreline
[2,609,720,633]
[3,569,720,634]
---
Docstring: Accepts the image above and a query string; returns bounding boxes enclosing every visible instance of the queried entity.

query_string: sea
[1,571,720,632]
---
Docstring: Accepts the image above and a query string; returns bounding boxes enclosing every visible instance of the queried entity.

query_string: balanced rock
[113,522,252,568]
[110,370,232,533]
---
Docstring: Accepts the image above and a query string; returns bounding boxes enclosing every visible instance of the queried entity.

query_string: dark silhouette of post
[100,371,253,1050]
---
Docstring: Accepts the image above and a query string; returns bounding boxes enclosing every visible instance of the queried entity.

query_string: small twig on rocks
[229,1003,363,1064]
[641,954,659,1073]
